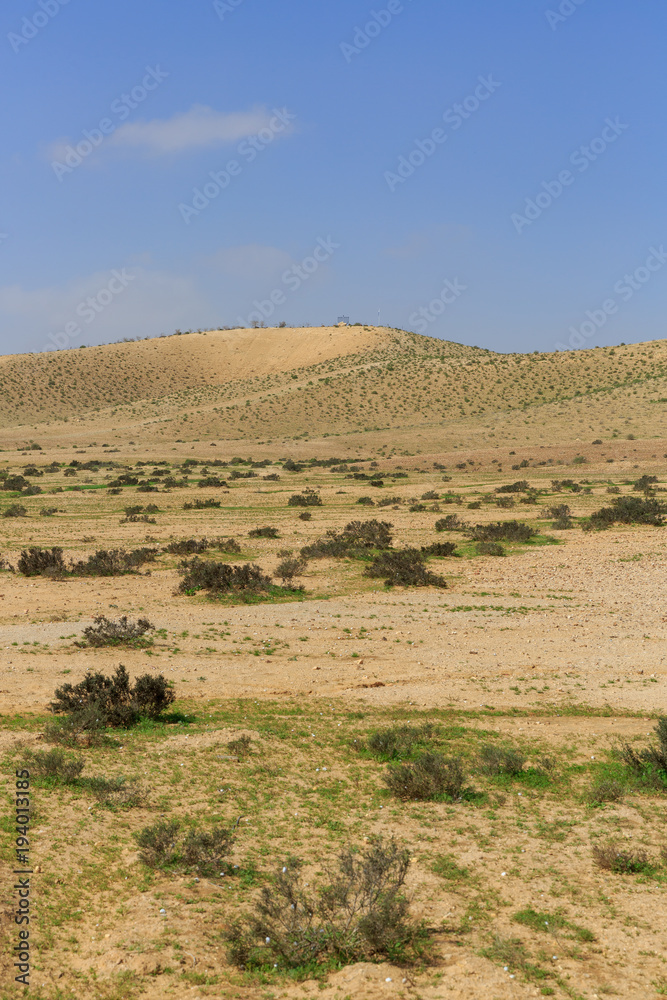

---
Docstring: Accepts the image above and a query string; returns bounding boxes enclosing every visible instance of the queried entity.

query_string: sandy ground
[1,436,667,998]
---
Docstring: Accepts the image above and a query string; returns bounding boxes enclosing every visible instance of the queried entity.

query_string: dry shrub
[23,748,85,782]
[227,735,252,758]
[276,556,307,586]
[85,776,143,808]
[226,837,428,971]
[586,779,625,805]
[249,526,280,538]
[76,615,155,648]
[384,753,467,801]
[366,723,438,761]
[135,819,236,876]
[592,844,653,874]
[479,744,526,775]
[619,717,667,784]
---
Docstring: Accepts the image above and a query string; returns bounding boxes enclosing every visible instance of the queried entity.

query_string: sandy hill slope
[2,326,667,450]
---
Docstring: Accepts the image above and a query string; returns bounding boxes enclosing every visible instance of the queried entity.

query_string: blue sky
[1,0,666,356]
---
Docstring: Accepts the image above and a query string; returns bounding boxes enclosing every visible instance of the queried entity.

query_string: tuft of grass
[592,843,656,875]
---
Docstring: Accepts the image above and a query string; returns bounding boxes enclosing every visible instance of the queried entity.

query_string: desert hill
[2,325,667,451]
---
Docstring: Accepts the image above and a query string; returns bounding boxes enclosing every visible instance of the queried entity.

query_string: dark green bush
[476,541,505,556]
[3,475,29,491]
[435,515,467,531]
[183,498,222,509]
[364,549,447,588]
[3,503,27,518]
[634,475,658,491]
[421,542,458,557]
[301,519,393,559]
[199,476,229,488]
[589,496,666,529]
[18,547,67,577]
[178,558,272,597]
[166,537,240,555]
[469,520,536,543]
[248,526,279,538]
[288,489,322,507]
[49,664,175,730]
[69,548,157,576]
[496,481,529,493]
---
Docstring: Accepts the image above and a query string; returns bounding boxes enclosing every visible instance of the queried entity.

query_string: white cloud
[109,105,277,154]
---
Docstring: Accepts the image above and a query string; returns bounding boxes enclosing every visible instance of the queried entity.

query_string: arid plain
[2,326,667,1000]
